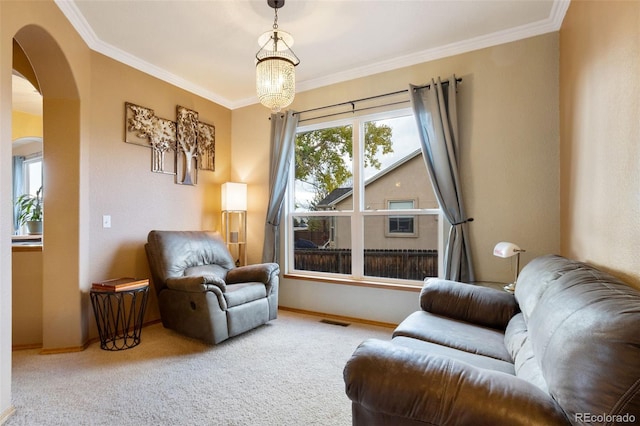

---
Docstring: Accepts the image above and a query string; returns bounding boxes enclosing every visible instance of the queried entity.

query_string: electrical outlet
[102,215,111,228]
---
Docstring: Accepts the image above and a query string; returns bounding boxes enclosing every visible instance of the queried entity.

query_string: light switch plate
[102,215,111,228]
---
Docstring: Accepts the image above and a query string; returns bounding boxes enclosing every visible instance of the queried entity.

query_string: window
[387,200,415,236]
[24,156,43,196]
[287,109,443,284]
[13,153,43,235]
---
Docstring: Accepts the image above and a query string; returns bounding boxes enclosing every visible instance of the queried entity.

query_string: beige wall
[559,0,640,289]
[12,111,42,140]
[233,33,560,322]
[12,250,43,347]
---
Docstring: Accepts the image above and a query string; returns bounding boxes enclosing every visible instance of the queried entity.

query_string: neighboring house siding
[333,154,439,250]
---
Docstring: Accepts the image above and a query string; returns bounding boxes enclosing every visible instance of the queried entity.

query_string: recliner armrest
[344,339,569,426]
[420,278,519,329]
[226,263,279,287]
[165,275,226,292]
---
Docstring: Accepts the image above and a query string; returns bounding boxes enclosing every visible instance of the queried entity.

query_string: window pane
[363,116,438,210]
[293,215,351,275]
[363,214,439,281]
[389,215,414,233]
[294,125,353,212]
[25,159,42,196]
[388,199,415,235]
[389,200,413,210]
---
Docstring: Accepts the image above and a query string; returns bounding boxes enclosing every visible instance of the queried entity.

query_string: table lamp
[493,242,525,293]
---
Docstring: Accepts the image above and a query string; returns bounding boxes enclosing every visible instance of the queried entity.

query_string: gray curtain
[13,155,25,234]
[409,76,475,282]
[262,110,299,263]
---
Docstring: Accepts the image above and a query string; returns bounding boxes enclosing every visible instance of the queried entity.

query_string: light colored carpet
[7,310,392,426]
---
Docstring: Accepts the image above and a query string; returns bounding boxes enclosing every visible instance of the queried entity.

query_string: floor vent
[320,319,350,327]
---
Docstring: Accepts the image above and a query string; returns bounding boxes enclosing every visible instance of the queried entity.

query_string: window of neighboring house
[287,109,443,285]
[387,200,415,236]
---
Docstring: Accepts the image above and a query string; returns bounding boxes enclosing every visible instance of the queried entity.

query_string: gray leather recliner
[145,230,279,344]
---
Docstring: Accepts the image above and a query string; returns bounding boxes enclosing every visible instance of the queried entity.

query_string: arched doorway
[13,25,85,350]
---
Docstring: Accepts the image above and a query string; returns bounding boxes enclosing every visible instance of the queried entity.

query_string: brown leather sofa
[145,230,279,344]
[344,255,640,425]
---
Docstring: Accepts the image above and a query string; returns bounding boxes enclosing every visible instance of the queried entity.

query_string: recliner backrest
[146,230,235,293]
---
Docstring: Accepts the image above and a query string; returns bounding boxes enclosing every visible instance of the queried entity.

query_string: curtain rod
[299,101,409,123]
[294,77,462,122]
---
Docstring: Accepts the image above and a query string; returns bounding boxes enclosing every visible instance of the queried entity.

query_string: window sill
[12,244,42,252]
[283,273,422,292]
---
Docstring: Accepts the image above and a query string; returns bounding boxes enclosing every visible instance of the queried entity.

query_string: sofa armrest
[226,263,279,288]
[420,278,519,329]
[344,339,569,426]
[165,275,226,292]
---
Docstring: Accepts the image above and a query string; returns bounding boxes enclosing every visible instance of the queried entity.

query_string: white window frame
[285,108,445,285]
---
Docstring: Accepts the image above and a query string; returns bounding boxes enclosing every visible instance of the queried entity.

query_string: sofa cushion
[392,336,515,375]
[421,278,519,329]
[393,311,512,362]
[223,282,267,308]
[519,255,640,421]
[345,338,570,426]
[504,313,548,394]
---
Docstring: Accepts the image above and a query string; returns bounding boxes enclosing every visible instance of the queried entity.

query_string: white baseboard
[0,406,16,425]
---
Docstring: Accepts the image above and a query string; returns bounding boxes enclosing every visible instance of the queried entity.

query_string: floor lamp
[493,242,525,293]
[221,182,247,267]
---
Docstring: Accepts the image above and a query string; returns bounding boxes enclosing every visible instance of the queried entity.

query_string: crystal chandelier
[256,0,300,112]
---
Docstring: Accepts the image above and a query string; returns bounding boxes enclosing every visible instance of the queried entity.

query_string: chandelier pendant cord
[273,7,278,30]
[272,8,279,49]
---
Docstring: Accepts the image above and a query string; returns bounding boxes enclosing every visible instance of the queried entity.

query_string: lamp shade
[256,56,296,112]
[221,182,247,211]
[493,242,521,258]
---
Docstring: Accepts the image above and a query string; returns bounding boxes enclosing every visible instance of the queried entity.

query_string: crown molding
[55,0,570,111]
[296,0,570,96]
[54,0,235,109]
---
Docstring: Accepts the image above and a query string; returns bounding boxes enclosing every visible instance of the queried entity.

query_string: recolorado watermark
[574,413,636,423]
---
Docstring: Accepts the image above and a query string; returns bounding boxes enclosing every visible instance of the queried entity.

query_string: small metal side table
[90,280,149,351]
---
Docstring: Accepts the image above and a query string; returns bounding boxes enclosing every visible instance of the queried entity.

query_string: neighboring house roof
[316,149,423,209]
[316,187,352,210]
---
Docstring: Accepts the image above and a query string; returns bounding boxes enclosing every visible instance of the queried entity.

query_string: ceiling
[12,73,42,116]
[17,1,569,112]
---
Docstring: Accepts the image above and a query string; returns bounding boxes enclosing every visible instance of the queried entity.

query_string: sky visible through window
[364,115,420,180]
[295,113,421,211]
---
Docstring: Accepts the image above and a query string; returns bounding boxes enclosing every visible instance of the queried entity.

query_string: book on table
[91,277,149,292]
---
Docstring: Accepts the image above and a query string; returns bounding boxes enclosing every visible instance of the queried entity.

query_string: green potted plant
[15,186,43,234]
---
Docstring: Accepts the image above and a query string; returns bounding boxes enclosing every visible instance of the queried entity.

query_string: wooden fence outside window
[293,248,438,281]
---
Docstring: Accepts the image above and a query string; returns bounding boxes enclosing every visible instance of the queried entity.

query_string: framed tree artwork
[123,102,215,183]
